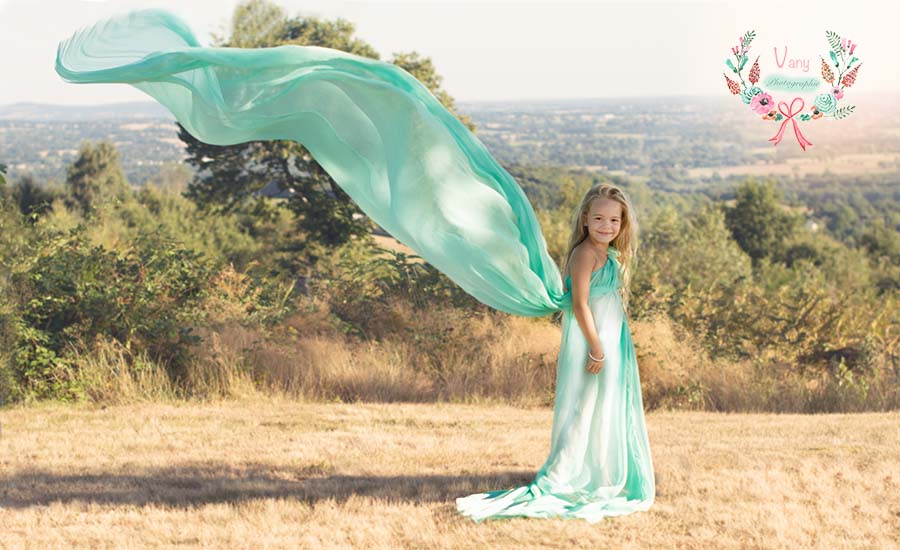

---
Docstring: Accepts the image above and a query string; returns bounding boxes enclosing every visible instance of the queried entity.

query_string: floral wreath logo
[723,30,862,151]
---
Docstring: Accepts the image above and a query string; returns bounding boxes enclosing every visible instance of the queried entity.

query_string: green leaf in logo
[726,59,736,73]
[832,105,856,119]
[829,50,838,67]
[826,30,842,54]
[742,30,757,48]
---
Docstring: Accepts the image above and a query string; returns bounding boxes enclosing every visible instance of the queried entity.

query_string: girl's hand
[587,347,605,374]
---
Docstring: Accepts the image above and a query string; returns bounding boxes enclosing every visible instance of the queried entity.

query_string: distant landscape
[3,92,899,195]
[1,90,897,416]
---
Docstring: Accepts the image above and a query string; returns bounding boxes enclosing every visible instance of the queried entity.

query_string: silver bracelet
[589,350,605,362]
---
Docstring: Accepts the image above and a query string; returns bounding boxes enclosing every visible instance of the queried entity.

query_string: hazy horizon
[2,89,898,105]
[1,0,898,105]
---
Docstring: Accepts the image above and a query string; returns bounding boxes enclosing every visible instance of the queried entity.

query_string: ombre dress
[456,247,655,523]
[54,8,655,524]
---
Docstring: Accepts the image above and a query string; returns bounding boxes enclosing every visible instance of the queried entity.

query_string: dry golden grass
[371,233,422,260]
[179,304,563,408]
[687,152,900,178]
[1,396,898,549]
[53,303,897,414]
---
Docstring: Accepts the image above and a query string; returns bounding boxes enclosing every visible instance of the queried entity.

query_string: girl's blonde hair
[560,182,638,313]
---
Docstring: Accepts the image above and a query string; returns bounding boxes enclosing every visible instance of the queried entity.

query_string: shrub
[8,225,213,399]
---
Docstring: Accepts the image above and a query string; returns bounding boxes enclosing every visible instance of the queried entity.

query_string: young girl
[455,183,656,523]
[562,183,633,374]
[56,10,656,525]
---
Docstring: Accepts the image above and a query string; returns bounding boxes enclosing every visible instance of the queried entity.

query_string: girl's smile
[584,198,623,245]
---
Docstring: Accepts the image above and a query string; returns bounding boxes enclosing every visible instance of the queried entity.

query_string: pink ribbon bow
[769,97,813,151]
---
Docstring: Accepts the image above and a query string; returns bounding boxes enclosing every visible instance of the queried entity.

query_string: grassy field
[1,396,898,549]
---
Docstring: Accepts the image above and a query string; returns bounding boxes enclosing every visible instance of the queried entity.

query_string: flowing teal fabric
[55,8,655,523]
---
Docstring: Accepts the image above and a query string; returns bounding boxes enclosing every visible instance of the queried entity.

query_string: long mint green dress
[54,8,655,523]
[456,248,655,523]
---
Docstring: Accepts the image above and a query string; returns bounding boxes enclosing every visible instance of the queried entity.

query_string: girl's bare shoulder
[574,241,604,265]
[569,241,599,277]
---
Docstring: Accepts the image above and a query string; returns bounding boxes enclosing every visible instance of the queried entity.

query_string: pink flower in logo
[832,86,844,99]
[750,92,774,115]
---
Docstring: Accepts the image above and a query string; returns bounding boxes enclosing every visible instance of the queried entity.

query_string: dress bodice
[559,247,622,310]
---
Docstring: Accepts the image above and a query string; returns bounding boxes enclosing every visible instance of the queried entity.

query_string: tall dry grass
[65,336,181,404]
[56,293,900,413]
[191,298,561,407]
[631,312,900,413]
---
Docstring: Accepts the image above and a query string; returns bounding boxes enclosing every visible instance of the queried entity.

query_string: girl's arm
[569,246,604,361]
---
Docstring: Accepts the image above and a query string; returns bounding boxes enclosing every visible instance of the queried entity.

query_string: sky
[0,0,898,105]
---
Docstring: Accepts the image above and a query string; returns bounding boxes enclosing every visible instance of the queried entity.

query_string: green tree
[860,219,900,266]
[10,175,58,222]
[64,140,131,217]
[724,178,800,263]
[181,0,475,259]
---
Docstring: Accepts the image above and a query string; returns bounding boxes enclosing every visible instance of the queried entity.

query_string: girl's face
[582,197,622,246]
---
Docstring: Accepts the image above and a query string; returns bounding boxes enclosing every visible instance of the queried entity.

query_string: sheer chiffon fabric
[55,8,655,523]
